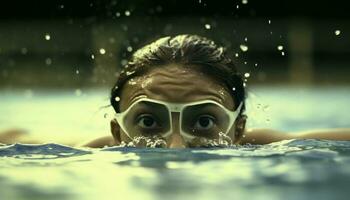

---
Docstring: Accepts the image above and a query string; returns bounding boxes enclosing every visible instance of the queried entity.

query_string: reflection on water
[1,140,350,200]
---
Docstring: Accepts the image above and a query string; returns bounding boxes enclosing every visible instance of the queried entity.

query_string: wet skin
[110,64,246,148]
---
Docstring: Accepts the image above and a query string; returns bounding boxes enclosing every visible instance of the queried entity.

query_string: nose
[167,112,186,148]
[168,133,186,148]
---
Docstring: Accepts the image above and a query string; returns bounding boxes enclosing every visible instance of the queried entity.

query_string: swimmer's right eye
[136,114,160,129]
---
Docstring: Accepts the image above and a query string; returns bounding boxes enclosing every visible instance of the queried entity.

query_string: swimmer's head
[110,34,247,148]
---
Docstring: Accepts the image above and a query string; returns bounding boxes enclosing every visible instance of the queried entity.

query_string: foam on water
[1,140,350,200]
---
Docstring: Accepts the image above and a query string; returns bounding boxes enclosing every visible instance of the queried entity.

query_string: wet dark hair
[110,34,246,113]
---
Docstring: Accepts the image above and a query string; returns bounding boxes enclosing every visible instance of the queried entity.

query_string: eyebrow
[122,81,233,110]
[121,89,147,111]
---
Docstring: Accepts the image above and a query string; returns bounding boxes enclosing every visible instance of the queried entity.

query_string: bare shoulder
[240,128,291,145]
[80,136,116,148]
[240,128,350,145]
[0,129,38,144]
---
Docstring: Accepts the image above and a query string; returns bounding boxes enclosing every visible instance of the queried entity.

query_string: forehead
[119,64,235,111]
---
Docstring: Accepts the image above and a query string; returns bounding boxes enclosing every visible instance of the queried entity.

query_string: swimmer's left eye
[193,115,216,130]
[136,114,159,129]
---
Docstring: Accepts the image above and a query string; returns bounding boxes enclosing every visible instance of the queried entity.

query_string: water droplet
[99,48,106,55]
[125,10,131,16]
[242,0,248,4]
[244,37,248,42]
[115,96,120,102]
[235,53,239,57]
[236,5,239,9]
[240,44,248,52]
[115,12,121,17]
[126,71,135,76]
[244,72,250,78]
[127,46,133,52]
[114,86,119,90]
[91,54,95,59]
[232,87,236,91]
[44,34,51,41]
[75,89,82,96]
[268,20,271,24]
[75,69,80,74]
[204,24,211,29]
[254,63,258,67]
[21,47,28,55]
[335,30,341,36]
[277,45,284,51]
[129,78,137,85]
[45,58,52,65]
[281,51,285,56]
[243,82,247,87]
[263,105,270,111]
[59,5,64,9]
[199,0,201,3]
[244,61,248,65]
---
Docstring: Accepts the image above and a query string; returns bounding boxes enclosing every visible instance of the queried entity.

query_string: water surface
[1,140,350,200]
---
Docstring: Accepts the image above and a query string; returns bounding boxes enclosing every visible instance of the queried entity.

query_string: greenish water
[0,87,349,200]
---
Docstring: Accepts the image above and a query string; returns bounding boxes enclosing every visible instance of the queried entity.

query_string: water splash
[204,24,211,30]
[335,30,341,36]
[44,34,51,41]
[99,48,106,55]
[121,136,167,148]
[239,44,248,52]
[127,46,133,52]
[188,132,234,148]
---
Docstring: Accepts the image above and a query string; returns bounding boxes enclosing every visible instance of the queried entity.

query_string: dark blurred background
[0,0,349,142]
[0,0,349,89]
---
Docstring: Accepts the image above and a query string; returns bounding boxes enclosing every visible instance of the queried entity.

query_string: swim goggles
[115,98,243,142]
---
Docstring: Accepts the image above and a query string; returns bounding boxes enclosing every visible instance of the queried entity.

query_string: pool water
[1,140,350,200]
[0,86,350,200]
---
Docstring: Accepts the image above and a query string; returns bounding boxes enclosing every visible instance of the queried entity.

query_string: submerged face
[111,64,246,148]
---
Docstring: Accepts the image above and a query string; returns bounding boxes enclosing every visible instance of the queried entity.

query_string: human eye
[193,115,216,130]
[136,114,159,129]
